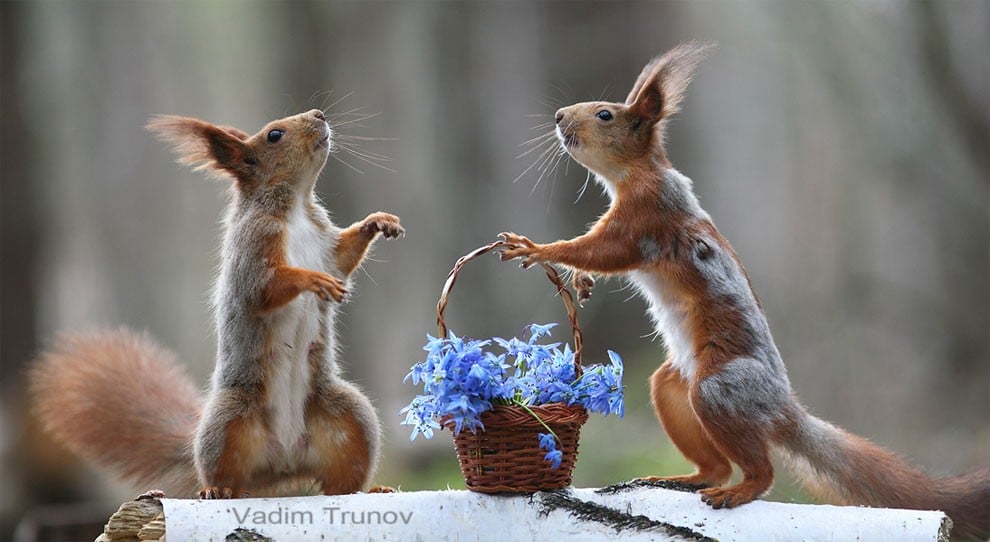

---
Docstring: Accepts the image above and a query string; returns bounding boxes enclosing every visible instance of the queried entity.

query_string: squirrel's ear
[219,125,252,141]
[627,41,715,125]
[146,115,256,182]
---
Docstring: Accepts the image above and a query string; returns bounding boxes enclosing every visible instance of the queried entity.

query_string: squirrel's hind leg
[689,357,782,508]
[638,361,732,488]
[195,391,268,499]
[305,380,382,495]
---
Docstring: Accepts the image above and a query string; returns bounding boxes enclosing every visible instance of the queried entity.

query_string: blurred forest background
[1,0,987,539]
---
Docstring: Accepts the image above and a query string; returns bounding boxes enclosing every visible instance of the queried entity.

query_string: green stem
[511,398,559,442]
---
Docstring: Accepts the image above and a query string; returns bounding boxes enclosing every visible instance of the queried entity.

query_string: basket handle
[436,241,584,371]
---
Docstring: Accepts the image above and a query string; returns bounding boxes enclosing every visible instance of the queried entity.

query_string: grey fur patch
[660,169,710,221]
[688,230,782,366]
[194,388,258,480]
[772,406,860,504]
[696,356,791,428]
[639,237,663,262]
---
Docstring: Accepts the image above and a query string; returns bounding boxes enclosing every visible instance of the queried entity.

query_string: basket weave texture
[448,403,588,493]
[436,241,589,493]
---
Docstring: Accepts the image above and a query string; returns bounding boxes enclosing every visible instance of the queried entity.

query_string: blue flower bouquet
[401,242,624,493]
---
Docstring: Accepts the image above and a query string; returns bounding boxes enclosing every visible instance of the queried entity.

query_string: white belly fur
[628,270,697,381]
[267,203,326,456]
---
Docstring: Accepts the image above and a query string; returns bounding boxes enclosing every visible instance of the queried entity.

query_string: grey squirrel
[499,42,989,539]
[32,109,403,497]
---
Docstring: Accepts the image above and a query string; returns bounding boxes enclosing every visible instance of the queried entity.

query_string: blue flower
[538,432,557,451]
[400,402,440,441]
[526,323,558,343]
[401,323,625,460]
[423,333,447,356]
[544,449,563,469]
[537,432,563,469]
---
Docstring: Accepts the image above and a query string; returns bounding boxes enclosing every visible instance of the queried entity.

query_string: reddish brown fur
[210,412,267,497]
[30,329,201,495]
[642,361,731,487]
[502,164,667,272]
[32,110,398,500]
[335,212,404,277]
[262,265,347,309]
[146,116,259,186]
[500,42,989,539]
[502,142,780,508]
[220,125,252,141]
[254,198,400,312]
[307,407,372,494]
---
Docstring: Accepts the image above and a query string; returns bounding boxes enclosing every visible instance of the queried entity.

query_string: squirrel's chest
[628,270,698,381]
[284,207,329,272]
[276,206,330,342]
[265,207,331,452]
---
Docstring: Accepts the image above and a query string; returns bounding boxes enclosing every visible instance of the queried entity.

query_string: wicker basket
[436,241,589,493]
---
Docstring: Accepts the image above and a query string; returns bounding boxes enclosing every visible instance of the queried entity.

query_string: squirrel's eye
[267,129,284,143]
[595,110,613,121]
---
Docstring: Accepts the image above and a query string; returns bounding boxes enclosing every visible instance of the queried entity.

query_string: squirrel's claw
[496,232,540,267]
[310,272,348,303]
[497,246,537,265]
[519,256,539,269]
[367,485,396,493]
[699,486,755,509]
[199,486,238,499]
[498,232,535,248]
[360,212,404,239]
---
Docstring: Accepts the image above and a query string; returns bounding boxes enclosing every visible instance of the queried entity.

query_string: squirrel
[499,42,990,539]
[31,109,404,498]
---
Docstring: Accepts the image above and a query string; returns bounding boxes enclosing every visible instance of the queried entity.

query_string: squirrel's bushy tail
[777,406,990,540]
[30,328,201,497]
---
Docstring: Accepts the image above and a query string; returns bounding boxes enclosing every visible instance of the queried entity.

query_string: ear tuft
[146,115,254,181]
[626,41,716,123]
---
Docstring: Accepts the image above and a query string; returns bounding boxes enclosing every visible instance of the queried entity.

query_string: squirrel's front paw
[308,271,348,303]
[360,212,404,239]
[497,232,540,268]
[572,271,595,305]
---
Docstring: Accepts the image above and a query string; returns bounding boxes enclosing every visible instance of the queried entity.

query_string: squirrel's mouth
[314,134,330,150]
[556,125,578,149]
[562,133,578,148]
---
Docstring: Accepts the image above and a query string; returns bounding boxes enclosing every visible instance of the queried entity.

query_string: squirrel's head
[555,41,714,182]
[147,109,331,194]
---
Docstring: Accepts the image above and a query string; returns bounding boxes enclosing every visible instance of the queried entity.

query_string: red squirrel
[31,109,403,498]
[499,42,989,539]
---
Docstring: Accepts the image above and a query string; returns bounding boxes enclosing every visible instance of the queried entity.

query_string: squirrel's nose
[555,111,564,124]
[310,109,326,121]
